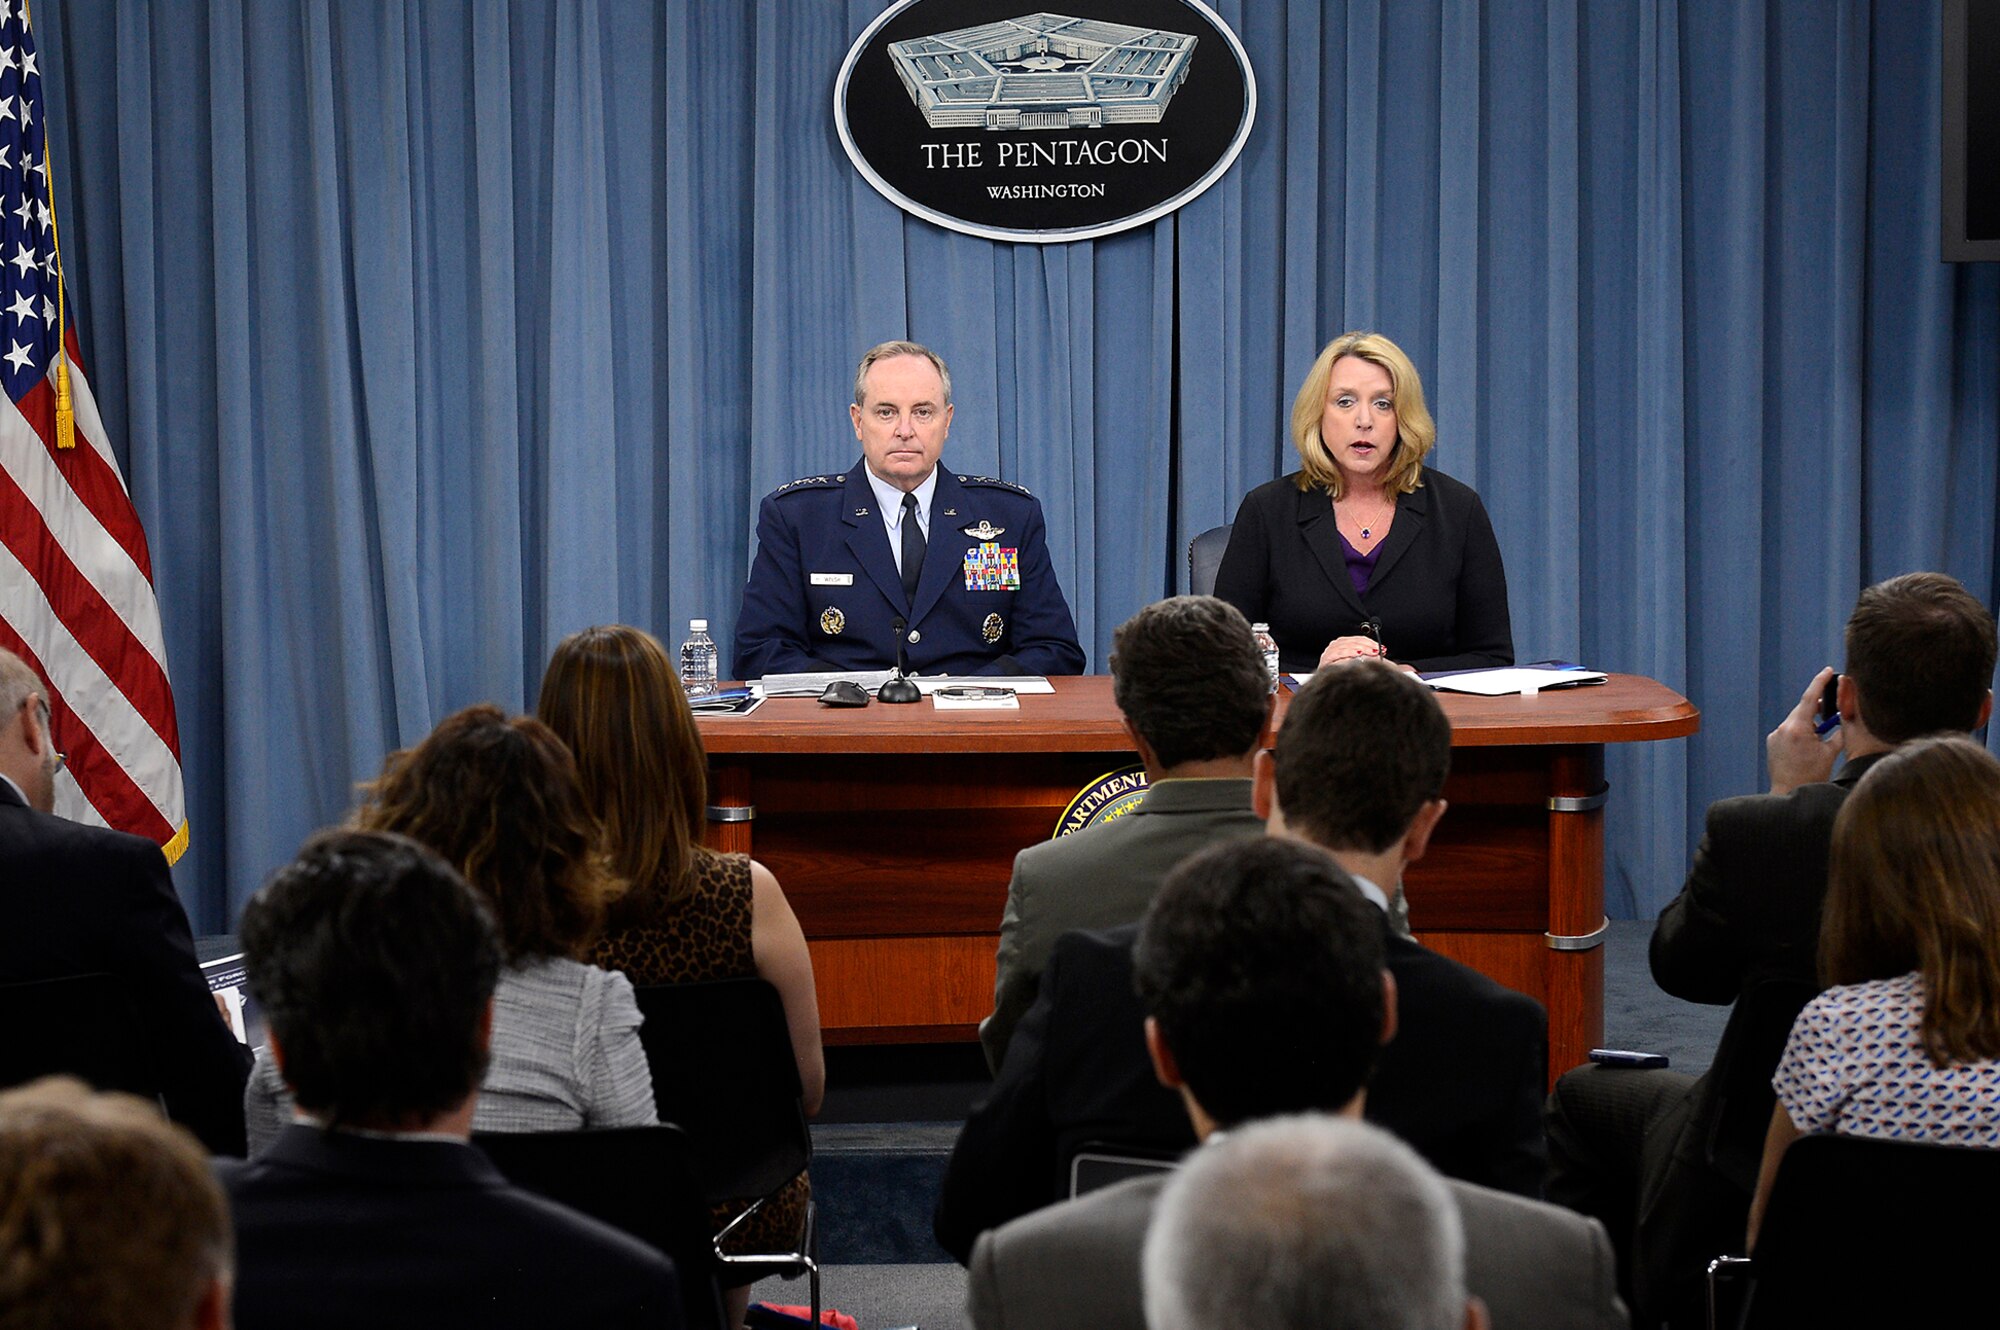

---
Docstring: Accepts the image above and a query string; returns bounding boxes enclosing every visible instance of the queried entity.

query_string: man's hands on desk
[1766,665,1844,796]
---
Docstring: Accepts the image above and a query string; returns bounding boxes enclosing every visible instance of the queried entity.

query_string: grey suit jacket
[967,1165,1628,1330]
[980,778,1264,1071]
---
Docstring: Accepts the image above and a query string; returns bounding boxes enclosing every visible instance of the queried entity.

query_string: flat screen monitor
[1943,0,2000,260]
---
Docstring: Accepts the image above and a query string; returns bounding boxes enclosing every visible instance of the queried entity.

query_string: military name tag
[810,572,854,586]
[963,541,1021,591]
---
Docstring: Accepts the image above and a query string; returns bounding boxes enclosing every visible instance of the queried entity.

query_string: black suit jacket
[218,1124,681,1329]
[1213,467,1513,673]
[933,919,1547,1263]
[0,782,251,1154]
[1647,753,1884,1183]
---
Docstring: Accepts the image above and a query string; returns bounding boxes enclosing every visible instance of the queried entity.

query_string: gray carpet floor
[1601,916,1729,1073]
[758,917,1726,1329]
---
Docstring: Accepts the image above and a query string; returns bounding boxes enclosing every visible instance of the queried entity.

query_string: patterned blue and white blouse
[1772,971,2000,1147]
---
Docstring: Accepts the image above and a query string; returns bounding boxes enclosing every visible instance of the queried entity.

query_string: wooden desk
[698,675,1697,1081]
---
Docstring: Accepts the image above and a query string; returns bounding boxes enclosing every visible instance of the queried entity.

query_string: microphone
[879,616,921,704]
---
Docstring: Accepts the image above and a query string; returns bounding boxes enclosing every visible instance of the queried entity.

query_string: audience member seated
[1257,659,1548,1194]
[1749,735,2000,1247]
[935,659,1547,1261]
[222,829,681,1328]
[964,838,1625,1330]
[982,594,1269,1071]
[0,1076,232,1330]
[537,623,821,1323]
[245,705,655,1151]
[935,923,1187,1264]
[0,649,252,1156]
[1546,571,1997,1325]
[1144,1115,1487,1330]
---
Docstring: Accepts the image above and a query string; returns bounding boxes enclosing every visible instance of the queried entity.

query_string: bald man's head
[0,648,59,811]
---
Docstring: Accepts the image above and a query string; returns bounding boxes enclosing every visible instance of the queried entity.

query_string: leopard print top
[589,850,755,983]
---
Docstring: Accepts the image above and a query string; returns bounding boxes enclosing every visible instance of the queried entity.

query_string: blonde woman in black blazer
[1215,332,1513,675]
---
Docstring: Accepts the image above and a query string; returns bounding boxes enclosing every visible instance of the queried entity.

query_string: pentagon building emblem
[887,13,1198,132]
[837,0,1254,244]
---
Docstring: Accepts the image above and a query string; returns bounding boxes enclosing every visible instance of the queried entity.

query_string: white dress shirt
[865,465,938,578]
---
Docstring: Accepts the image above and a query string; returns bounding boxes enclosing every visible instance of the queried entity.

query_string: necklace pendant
[1360,526,1373,541]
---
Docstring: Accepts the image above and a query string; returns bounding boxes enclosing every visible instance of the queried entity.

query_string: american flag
[0,0,187,859]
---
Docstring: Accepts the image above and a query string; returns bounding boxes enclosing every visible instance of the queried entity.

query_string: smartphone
[1814,674,1842,737]
[1588,1048,1670,1070]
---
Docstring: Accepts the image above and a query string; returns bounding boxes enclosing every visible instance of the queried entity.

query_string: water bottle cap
[1252,622,1270,633]
[690,619,708,631]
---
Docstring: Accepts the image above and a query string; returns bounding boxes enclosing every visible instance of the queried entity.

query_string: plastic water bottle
[1252,622,1280,692]
[679,619,718,698]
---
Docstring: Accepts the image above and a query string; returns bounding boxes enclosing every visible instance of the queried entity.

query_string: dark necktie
[900,492,925,606]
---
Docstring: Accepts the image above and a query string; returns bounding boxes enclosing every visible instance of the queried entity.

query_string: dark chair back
[0,972,162,1101]
[1188,523,1233,596]
[1694,976,1818,1192]
[474,1124,727,1330]
[631,978,811,1205]
[1736,1133,2000,1326]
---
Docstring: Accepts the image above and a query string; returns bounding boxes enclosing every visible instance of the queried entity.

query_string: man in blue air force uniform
[733,341,1086,679]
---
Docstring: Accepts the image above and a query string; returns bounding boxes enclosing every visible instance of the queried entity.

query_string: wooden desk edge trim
[702,710,1701,753]
[698,675,1701,753]
[1448,707,1701,746]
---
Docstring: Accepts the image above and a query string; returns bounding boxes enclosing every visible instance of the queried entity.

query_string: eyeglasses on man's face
[26,696,66,772]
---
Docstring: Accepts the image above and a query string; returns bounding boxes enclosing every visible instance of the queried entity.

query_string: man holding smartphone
[1545,572,1997,1328]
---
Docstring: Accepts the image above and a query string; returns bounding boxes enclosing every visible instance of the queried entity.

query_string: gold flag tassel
[23,0,75,450]
[52,282,73,450]
[48,141,75,450]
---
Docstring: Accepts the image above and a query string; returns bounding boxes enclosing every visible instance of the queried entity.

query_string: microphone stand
[879,616,921,704]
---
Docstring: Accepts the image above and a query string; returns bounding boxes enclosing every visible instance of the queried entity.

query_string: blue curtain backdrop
[32,0,2000,929]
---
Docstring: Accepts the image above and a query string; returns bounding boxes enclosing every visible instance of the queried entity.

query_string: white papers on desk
[760,670,896,697]
[1420,663,1608,695]
[757,671,1053,697]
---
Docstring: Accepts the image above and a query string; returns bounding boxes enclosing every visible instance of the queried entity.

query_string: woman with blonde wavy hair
[1213,330,1513,675]
[1750,735,2000,1247]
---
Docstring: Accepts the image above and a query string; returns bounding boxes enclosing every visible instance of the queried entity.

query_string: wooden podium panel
[699,675,1697,1082]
